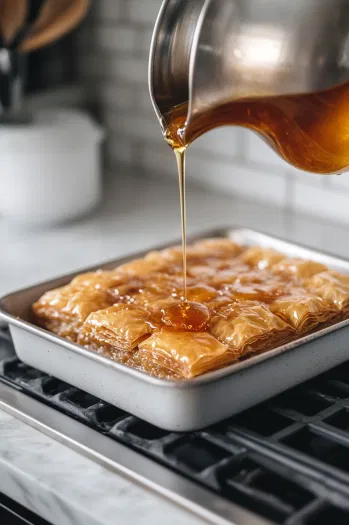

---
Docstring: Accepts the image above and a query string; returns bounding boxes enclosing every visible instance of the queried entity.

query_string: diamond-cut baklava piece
[192,238,243,258]
[82,304,152,351]
[107,279,146,304]
[33,285,113,340]
[271,258,328,280]
[162,238,242,264]
[138,330,234,379]
[209,263,251,288]
[118,274,184,308]
[118,251,168,278]
[241,247,284,270]
[223,270,286,303]
[187,264,221,279]
[225,282,285,303]
[185,284,219,304]
[210,301,294,356]
[270,290,336,333]
[71,270,125,290]
[158,245,207,267]
[305,271,349,312]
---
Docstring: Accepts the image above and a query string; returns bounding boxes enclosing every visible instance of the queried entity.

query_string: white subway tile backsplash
[127,0,162,25]
[140,27,155,55]
[293,180,349,223]
[285,170,328,188]
[284,164,328,180]
[95,0,124,21]
[100,84,136,113]
[328,172,349,190]
[138,89,156,116]
[140,142,176,178]
[96,25,137,53]
[78,54,107,79]
[185,156,286,206]
[108,113,163,143]
[109,56,149,84]
[106,134,135,166]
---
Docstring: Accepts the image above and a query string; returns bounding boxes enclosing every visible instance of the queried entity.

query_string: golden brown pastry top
[33,239,349,379]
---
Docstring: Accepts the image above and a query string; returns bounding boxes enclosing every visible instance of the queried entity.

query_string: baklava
[33,239,349,379]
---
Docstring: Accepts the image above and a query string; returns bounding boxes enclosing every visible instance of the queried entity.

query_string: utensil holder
[0,108,104,225]
[0,48,29,123]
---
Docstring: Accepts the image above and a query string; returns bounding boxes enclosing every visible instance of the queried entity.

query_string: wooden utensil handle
[20,0,90,53]
[0,0,28,46]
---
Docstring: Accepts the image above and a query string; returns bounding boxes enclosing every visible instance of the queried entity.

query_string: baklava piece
[192,238,243,258]
[33,285,113,340]
[138,330,234,379]
[161,238,242,265]
[109,274,185,308]
[209,263,251,288]
[71,270,125,290]
[222,270,286,303]
[271,258,327,280]
[81,304,153,351]
[305,271,349,312]
[185,284,220,304]
[241,247,285,270]
[118,251,168,278]
[210,301,294,356]
[270,290,336,333]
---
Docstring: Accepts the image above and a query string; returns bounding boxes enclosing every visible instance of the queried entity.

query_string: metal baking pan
[1,227,349,432]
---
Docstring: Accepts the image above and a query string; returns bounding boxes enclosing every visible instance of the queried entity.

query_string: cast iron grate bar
[2,329,349,525]
[0,492,51,525]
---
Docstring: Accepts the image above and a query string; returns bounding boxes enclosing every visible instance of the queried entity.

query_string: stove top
[1,328,349,525]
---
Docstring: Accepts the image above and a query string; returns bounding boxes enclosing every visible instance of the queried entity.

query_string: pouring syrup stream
[174,146,187,301]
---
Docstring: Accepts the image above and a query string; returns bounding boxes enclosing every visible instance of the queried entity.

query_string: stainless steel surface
[2,228,349,431]
[149,0,349,128]
[0,381,273,525]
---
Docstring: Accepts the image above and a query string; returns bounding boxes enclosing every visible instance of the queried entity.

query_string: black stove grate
[2,329,349,525]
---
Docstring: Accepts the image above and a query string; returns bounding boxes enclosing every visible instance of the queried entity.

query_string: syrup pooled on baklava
[160,300,210,331]
[33,239,349,380]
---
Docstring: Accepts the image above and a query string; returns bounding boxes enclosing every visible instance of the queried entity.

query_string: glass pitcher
[149,0,349,174]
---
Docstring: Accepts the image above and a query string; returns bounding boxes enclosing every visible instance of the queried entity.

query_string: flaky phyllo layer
[33,240,349,379]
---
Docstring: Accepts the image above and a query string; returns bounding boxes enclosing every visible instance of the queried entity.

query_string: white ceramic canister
[0,108,104,225]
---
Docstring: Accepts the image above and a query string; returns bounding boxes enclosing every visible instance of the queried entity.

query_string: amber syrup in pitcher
[164,81,349,174]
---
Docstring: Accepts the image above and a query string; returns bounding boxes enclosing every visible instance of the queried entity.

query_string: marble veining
[0,409,206,525]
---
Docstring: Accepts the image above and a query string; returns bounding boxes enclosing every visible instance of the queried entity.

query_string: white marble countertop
[0,172,346,524]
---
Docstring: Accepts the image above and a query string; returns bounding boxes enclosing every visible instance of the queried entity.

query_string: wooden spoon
[0,0,28,46]
[20,0,90,53]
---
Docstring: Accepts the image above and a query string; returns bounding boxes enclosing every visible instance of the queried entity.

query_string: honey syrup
[164,81,349,174]
[161,300,210,331]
